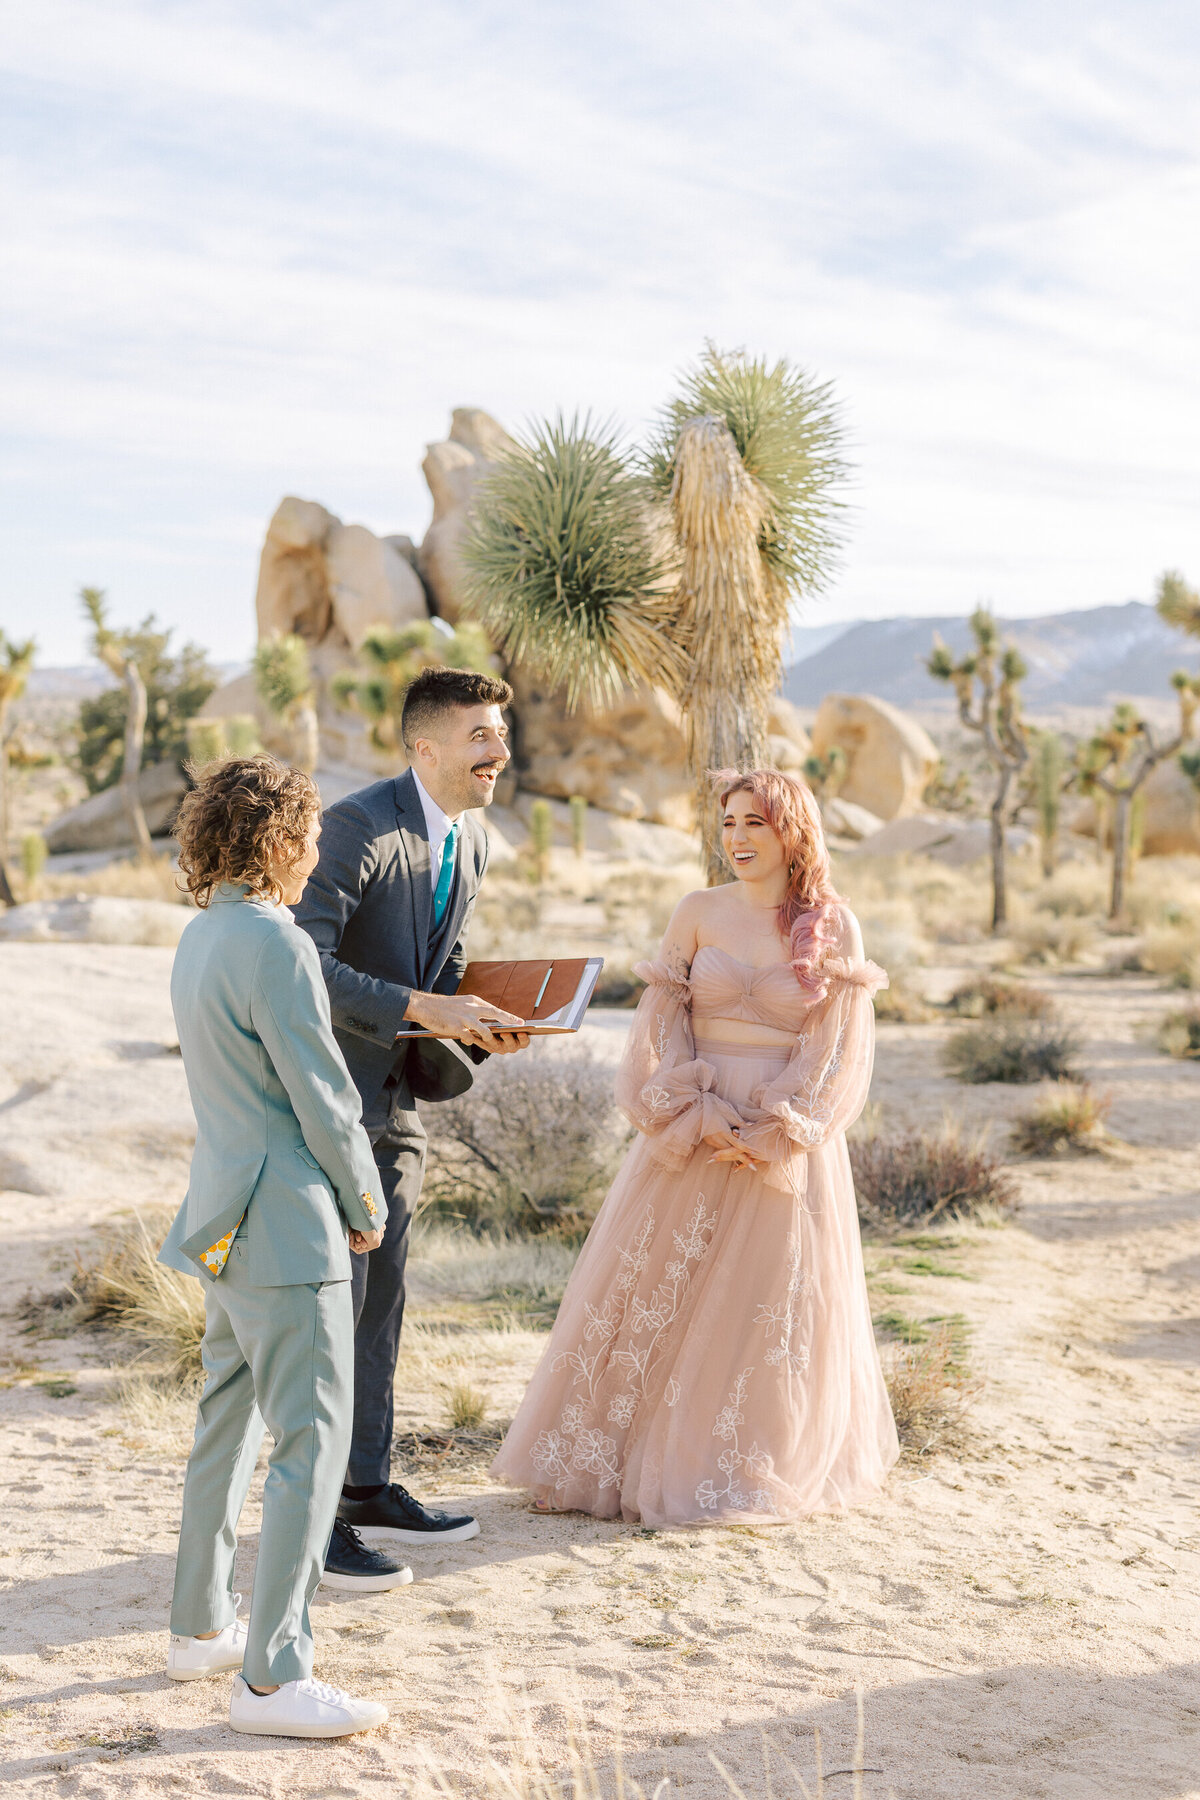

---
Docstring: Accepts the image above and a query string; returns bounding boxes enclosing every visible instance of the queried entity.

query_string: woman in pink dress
[491,769,899,1526]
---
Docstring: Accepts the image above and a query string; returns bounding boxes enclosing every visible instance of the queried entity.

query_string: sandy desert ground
[2,939,1200,1799]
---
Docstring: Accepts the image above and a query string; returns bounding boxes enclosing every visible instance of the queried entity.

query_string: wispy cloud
[3,0,1200,660]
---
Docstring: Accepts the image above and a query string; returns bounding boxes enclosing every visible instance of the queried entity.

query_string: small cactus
[20,832,47,896]
[529,797,554,883]
[568,793,588,858]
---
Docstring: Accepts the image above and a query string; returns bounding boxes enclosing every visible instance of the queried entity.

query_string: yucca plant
[461,416,682,710]
[646,345,846,880]
[0,628,36,905]
[1030,729,1064,879]
[254,632,319,773]
[1073,688,1198,922]
[333,619,496,755]
[81,587,156,865]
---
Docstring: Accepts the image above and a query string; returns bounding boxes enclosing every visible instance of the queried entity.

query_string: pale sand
[1,943,1199,1798]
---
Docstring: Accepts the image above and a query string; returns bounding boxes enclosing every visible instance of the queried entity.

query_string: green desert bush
[423,1044,633,1232]
[944,1017,1081,1084]
[1156,1004,1200,1060]
[946,974,1054,1020]
[850,1123,1017,1225]
[1011,1082,1113,1156]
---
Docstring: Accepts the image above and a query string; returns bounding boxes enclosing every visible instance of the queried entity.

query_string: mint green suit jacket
[159,886,387,1286]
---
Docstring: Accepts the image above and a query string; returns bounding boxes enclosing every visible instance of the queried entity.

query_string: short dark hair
[174,755,320,908]
[400,666,513,752]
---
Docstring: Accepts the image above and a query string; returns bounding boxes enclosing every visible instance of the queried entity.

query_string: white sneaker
[228,1674,388,1738]
[166,1596,248,1681]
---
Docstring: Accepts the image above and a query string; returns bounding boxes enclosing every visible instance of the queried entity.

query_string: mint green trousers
[169,1238,353,1686]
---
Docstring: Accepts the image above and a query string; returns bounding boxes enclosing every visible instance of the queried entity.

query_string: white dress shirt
[411,769,459,887]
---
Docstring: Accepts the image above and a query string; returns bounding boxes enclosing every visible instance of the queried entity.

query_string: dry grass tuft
[1135,921,1200,989]
[871,978,936,1023]
[39,853,188,906]
[882,1324,976,1457]
[71,1208,205,1378]
[943,1017,1081,1085]
[946,975,1054,1020]
[1008,911,1097,966]
[443,1380,489,1431]
[1156,1003,1200,1060]
[1011,1082,1113,1157]
[851,1123,1017,1226]
[1029,863,1107,918]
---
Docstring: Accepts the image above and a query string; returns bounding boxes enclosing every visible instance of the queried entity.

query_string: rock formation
[256,497,427,651]
[43,760,188,854]
[1138,757,1200,855]
[418,409,515,622]
[810,693,938,820]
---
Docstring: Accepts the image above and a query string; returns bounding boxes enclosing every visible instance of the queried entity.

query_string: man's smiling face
[410,702,510,814]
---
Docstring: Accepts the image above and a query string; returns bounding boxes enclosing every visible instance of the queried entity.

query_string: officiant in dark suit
[293,667,530,1588]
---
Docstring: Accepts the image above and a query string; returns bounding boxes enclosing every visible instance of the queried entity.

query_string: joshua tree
[463,350,846,883]
[333,620,495,756]
[254,634,319,773]
[1074,692,1199,921]
[1030,730,1064,879]
[0,629,36,905]
[927,608,1029,933]
[81,588,155,864]
[644,346,846,879]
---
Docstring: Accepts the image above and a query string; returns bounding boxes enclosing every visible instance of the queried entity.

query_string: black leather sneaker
[337,1482,480,1545]
[320,1518,414,1591]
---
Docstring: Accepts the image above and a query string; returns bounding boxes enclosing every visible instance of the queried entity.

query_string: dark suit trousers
[346,1075,427,1488]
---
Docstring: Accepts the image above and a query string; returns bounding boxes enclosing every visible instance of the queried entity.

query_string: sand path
[1,945,1198,1798]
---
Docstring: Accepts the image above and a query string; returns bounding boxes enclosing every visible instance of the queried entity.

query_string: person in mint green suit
[160,756,402,1740]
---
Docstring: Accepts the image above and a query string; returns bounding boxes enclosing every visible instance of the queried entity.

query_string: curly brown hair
[175,756,320,908]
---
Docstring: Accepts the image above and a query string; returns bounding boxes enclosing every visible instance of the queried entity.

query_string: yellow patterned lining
[198,1212,245,1276]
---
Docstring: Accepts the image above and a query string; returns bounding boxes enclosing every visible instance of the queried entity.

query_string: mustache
[472,759,507,774]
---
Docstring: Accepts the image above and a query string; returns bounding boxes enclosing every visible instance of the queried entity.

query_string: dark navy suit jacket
[292,769,488,1112]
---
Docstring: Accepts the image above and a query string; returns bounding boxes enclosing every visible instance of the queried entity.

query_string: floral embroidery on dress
[697,1369,777,1514]
[756,1236,811,1374]
[530,1197,717,1495]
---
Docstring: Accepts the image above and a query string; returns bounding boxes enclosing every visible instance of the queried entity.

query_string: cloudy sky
[4,0,1200,665]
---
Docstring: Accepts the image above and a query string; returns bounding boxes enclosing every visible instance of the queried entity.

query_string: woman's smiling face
[721,788,787,885]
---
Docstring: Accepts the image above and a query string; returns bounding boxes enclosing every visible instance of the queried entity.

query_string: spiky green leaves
[1157,569,1200,636]
[461,416,681,709]
[334,621,496,751]
[644,343,846,596]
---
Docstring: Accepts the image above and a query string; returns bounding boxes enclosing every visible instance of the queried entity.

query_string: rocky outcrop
[810,693,938,820]
[418,409,515,622]
[511,673,694,829]
[256,497,428,651]
[43,760,188,854]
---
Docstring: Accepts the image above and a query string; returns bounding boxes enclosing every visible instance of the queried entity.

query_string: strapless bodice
[689,945,808,1034]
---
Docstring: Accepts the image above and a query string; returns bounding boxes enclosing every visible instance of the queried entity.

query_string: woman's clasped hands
[704,1128,766,1172]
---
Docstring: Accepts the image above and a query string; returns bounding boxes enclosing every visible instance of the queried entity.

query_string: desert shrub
[464,877,544,958]
[592,955,644,1007]
[423,1044,633,1231]
[599,866,693,947]
[74,621,216,793]
[1011,1082,1112,1156]
[943,1017,1080,1084]
[1009,911,1096,965]
[1031,863,1107,918]
[946,974,1054,1020]
[72,1208,205,1378]
[38,852,188,906]
[872,978,935,1022]
[1135,921,1200,988]
[1157,1004,1200,1060]
[850,1123,1017,1225]
[882,1324,976,1455]
[1125,856,1200,931]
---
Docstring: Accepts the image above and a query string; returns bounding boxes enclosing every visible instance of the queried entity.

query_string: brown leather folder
[398,957,603,1037]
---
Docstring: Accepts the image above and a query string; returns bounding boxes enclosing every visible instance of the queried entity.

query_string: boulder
[256,497,428,651]
[852,815,958,857]
[810,693,938,820]
[822,797,883,841]
[510,673,694,830]
[1140,757,1200,855]
[0,895,189,946]
[418,409,516,623]
[43,760,188,854]
[508,794,699,866]
[765,695,812,773]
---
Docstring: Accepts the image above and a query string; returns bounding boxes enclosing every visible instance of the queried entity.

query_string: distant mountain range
[784,602,1195,711]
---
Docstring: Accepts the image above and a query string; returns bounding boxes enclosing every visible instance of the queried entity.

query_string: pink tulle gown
[490,902,900,1526]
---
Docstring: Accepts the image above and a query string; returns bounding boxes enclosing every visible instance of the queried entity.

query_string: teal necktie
[431,820,459,927]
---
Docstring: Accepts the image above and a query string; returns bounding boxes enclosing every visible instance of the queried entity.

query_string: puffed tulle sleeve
[614,958,743,1168]
[736,906,888,1196]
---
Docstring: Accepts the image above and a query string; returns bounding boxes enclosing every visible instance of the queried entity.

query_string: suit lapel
[393,769,434,980]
